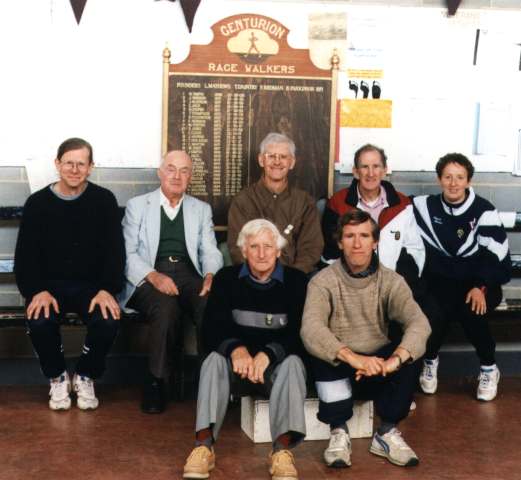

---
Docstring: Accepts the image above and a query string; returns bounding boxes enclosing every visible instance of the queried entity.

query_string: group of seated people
[13,133,511,480]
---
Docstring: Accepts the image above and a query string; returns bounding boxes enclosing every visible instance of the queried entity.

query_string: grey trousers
[195,352,307,446]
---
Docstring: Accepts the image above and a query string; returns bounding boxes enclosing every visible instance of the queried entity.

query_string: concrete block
[0,167,23,181]
[507,232,521,254]
[133,183,160,197]
[0,226,19,256]
[393,184,423,197]
[96,182,136,206]
[97,168,158,183]
[421,184,441,196]
[0,182,30,206]
[0,292,23,307]
[470,185,492,202]
[391,171,437,183]
[241,397,373,443]
[473,172,521,184]
[491,186,521,212]
[503,281,521,300]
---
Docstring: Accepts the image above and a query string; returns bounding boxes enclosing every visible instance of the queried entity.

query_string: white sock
[480,364,497,372]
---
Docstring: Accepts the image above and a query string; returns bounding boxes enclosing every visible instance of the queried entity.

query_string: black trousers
[127,259,206,379]
[25,281,119,379]
[421,279,502,365]
[311,343,420,427]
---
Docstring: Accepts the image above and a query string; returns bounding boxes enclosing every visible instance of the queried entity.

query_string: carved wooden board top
[170,14,330,79]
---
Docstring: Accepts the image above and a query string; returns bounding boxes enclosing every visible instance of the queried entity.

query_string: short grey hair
[236,219,287,251]
[259,132,296,157]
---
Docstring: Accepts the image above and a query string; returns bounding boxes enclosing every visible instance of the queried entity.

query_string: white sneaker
[477,365,500,401]
[419,357,439,394]
[73,374,99,410]
[49,371,71,410]
[369,428,419,467]
[324,428,351,468]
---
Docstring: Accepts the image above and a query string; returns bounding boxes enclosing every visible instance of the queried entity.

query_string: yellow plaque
[339,99,392,128]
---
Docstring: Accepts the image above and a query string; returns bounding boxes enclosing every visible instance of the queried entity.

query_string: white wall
[0,0,520,173]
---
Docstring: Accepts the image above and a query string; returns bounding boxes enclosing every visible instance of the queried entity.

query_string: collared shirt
[239,261,284,284]
[159,189,184,221]
[357,186,388,222]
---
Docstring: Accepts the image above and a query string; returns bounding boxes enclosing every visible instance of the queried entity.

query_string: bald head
[158,150,193,201]
[160,150,192,169]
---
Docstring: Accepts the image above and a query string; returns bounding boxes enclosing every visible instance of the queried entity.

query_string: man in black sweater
[183,219,308,480]
[14,137,125,411]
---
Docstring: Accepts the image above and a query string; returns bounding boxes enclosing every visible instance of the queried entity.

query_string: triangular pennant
[180,0,201,32]
[70,0,88,24]
[446,0,463,16]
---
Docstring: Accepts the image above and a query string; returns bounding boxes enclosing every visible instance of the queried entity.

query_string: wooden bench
[0,206,189,397]
[1,206,521,395]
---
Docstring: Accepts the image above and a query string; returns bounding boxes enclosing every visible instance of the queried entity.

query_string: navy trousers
[25,281,119,379]
[311,342,420,427]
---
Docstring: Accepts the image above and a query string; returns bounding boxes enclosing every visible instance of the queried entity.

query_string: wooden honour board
[163,14,336,227]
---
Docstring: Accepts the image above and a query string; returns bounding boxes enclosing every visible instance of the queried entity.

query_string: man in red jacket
[322,144,424,292]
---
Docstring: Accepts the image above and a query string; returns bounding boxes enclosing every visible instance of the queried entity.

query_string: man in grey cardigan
[301,209,431,469]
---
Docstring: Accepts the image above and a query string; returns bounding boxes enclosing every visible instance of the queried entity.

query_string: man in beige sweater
[301,209,430,469]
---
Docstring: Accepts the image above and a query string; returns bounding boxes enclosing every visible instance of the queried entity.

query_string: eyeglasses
[59,160,91,171]
[263,153,292,162]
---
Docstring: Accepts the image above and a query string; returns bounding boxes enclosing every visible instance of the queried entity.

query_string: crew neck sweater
[202,264,309,364]
[14,182,125,299]
[301,260,431,365]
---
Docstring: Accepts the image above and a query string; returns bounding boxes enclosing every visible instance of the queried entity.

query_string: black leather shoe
[141,377,166,414]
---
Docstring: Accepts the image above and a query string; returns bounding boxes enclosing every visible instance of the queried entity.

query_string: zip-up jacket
[413,188,511,288]
[322,179,425,288]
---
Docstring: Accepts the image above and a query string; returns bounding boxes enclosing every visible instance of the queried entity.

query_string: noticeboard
[162,14,338,226]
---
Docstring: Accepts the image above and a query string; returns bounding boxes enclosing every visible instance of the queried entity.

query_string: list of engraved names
[169,74,330,225]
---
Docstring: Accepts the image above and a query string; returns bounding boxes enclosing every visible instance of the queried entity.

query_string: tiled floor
[1,377,520,480]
